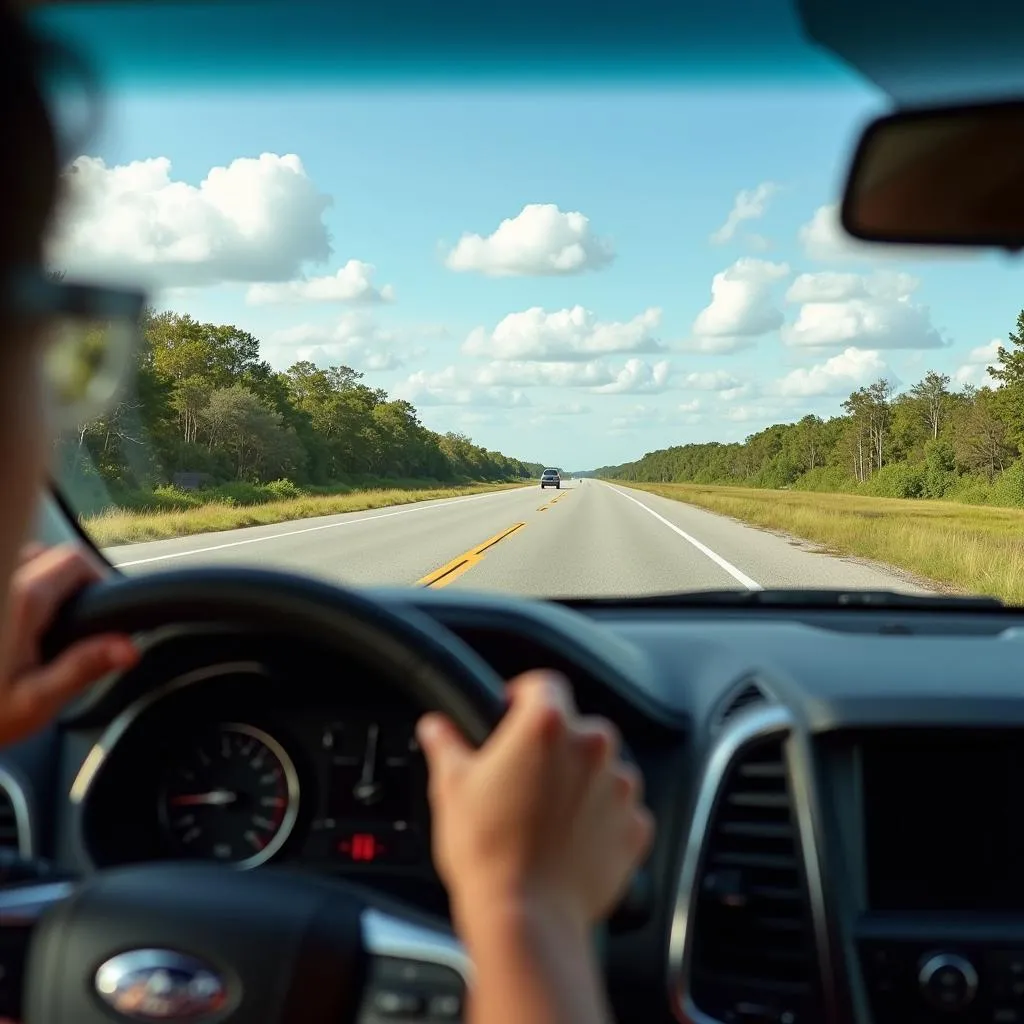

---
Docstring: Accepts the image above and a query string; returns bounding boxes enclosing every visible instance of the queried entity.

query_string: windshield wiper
[567,589,1005,611]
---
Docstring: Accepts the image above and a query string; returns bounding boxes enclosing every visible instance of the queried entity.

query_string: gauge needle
[353,723,383,805]
[170,790,238,807]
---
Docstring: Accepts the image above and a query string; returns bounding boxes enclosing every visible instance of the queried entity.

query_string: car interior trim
[666,701,833,1024]
[69,660,270,869]
[0,764,34,859]
[361,907,473,986]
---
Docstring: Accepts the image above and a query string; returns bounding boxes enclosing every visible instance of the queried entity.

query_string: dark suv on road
[540,469,561,489]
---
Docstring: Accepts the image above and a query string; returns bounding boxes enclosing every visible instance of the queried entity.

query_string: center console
[851,730,1024,1024]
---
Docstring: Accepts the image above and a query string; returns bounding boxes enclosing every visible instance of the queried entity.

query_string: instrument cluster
[76,664,434,885]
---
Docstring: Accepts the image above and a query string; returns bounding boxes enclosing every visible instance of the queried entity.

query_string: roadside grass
[86,482,527,547]
[609,481,1024,604]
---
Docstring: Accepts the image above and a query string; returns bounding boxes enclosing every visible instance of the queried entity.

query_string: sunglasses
[4,269,148,433]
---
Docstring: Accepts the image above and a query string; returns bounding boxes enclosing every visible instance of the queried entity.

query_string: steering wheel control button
[918,952,979,1012]
[426,993,462,1018]
[361,956,466,1023]
[94,949,227,1020]
[371,990,423,1016]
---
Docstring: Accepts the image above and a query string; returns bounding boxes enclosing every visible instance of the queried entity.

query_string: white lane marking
[607,485,762,591]
[109,488,527,568]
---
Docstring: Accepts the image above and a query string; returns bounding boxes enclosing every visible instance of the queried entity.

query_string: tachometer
[158,723,300,869]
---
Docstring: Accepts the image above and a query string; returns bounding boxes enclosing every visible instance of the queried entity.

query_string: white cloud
[394,370,533,408]
[463,306,663,361]
[690,259,790,348]
[246,260,395,305]
[721,403,787,424]
[954,339,1002,388]
[50,154,332,288]
[781,270,945,351]
[393,356,672,403]
[541,402,591,416]
[710,182,780,245]
[608,401,703,435]
[444,203,614,277]
[785,270,918,305]
[265,311,403,372]
[681,370,743,391]
[774,348,888,398]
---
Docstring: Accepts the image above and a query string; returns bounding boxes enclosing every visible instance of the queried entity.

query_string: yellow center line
[417,522,527,589]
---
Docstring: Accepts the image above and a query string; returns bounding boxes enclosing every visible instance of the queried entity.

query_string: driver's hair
[0,0,61,278]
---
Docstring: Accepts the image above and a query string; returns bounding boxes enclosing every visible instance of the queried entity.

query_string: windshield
[40,0,1024,604]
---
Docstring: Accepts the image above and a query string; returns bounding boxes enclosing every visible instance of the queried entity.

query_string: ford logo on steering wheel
[94,949,229,1020]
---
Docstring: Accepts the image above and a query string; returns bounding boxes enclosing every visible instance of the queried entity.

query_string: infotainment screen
[861,731,1024,912]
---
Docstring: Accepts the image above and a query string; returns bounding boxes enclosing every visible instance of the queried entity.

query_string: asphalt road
[102,481,931,598]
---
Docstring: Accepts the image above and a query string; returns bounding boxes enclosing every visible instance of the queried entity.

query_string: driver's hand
[416,670,654,943]
[0,544,138,746]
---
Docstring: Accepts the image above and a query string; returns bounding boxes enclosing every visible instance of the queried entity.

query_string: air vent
[688,736,821,1024]
[715,682,770,729]
[0,779,22,852]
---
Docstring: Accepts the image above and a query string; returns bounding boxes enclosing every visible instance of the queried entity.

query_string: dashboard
[5,585,1024,1024]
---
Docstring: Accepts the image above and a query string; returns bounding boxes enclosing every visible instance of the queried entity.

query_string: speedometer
[158,723,300,869]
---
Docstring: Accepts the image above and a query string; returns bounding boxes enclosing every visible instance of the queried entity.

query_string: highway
[103,480,932,598]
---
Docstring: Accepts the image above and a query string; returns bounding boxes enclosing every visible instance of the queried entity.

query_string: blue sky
[50,75,1024,470]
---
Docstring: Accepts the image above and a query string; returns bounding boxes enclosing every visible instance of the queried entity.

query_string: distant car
[540,469,561,489]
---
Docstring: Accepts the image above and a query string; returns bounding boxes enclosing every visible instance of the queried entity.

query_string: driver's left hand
[0,543,138,746]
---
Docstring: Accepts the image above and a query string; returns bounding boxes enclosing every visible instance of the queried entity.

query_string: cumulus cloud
[954,339,1002,388]
[681,370,744,391]
[444,204,614,277]
[773,348,889,398]
[265,311,404,372]
[781,270,945,351]
[541,402,591,416]
[608,401,703,435]
[246,260,395,305]
[393,369,533,408]
[687,258,790,351]
[462,306,663,361]
[710,182,780,245]
[50,154,332,288]
[393,356,672,402]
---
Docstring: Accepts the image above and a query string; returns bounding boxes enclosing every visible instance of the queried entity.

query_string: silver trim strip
[0,764,35,859]
[667,703,833,1024]
[156,722,301,871]
[362,907,474,987]
[69,661,272,870]
[0,879,75,926]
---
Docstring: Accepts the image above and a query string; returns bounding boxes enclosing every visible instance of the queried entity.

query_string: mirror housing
[840,99,1024,250]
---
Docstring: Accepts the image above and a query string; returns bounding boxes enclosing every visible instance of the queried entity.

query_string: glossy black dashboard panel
[4,587,1024,1024]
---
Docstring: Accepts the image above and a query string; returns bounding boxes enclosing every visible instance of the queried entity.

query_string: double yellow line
[417,487,573,589]
[416,522,527,589]
[537,490,569,512]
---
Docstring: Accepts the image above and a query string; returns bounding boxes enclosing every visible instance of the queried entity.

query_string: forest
[56,307,543,515]
[598,311,1024,509]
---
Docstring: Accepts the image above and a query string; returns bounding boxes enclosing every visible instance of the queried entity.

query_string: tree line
[597,309,1024,507]
[57,307,544,511]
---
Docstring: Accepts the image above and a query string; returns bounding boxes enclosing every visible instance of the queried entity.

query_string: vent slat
[688,737,820,1024]
[717,683,768,727]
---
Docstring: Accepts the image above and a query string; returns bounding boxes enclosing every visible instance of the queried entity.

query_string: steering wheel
[13,566,516,1024]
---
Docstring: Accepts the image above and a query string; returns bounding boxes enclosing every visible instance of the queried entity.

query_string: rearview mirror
[840,99,1024,250]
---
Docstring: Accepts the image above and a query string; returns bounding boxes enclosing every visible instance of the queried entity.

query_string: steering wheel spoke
[0,865,469,1023]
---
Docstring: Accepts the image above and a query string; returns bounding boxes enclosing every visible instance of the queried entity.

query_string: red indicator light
[338,832,385,862]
